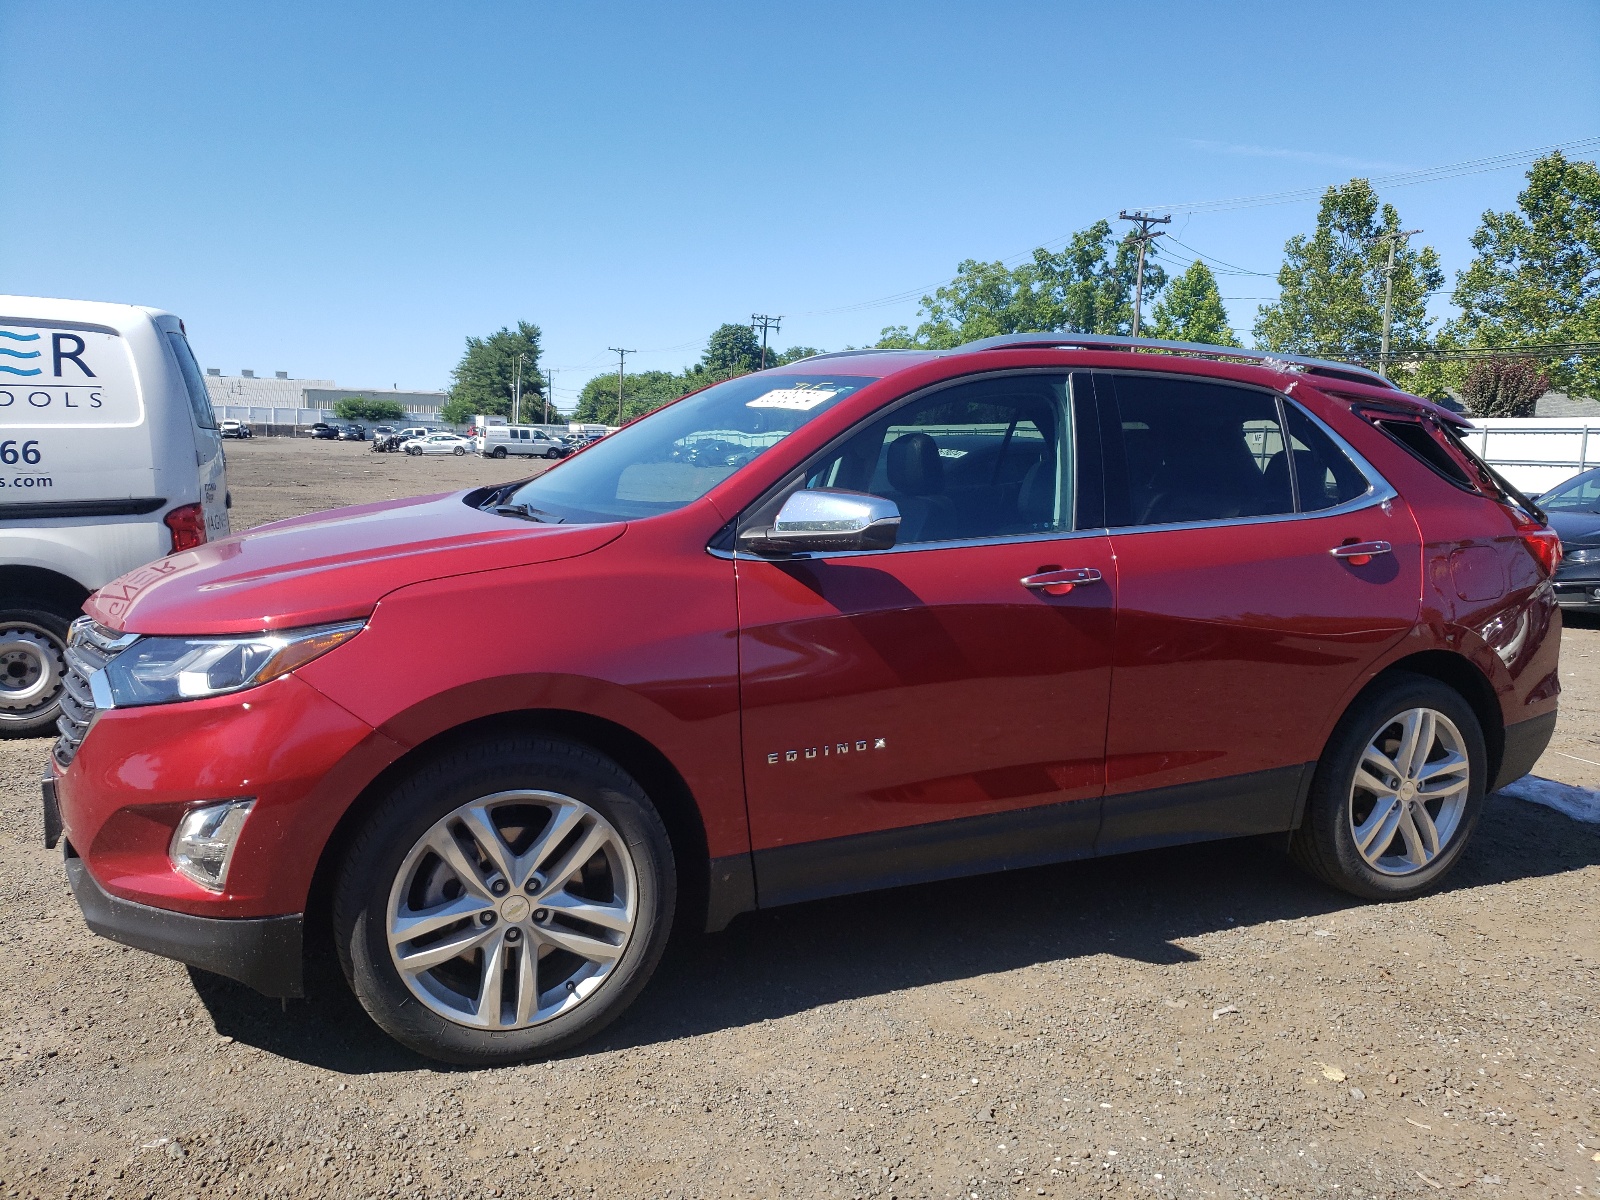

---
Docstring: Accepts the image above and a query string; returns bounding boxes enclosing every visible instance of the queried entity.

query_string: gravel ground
[4,438,1597,1200]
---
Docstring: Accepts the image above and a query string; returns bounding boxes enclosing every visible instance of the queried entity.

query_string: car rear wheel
[332,734,676,1065]
[1291,673,1486,900]
[0,609,70,738]
[453,446,466,456]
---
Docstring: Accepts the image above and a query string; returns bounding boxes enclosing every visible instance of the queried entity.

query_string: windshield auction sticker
[746,387,839,411]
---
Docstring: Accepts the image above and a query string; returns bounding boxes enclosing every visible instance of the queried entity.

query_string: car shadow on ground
[188,792,1600,1074]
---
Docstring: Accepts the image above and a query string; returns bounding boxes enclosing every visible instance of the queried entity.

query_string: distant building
[203,369,449,433]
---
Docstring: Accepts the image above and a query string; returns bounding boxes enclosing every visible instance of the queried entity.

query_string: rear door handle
[1330,540,1392,565]
[1021,567,1103,595]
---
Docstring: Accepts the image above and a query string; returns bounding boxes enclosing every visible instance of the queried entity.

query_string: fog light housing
[169,799,255,892]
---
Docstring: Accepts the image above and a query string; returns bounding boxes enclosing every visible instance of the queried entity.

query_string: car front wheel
[1291,673,1486,900]
[332,734,677,1065]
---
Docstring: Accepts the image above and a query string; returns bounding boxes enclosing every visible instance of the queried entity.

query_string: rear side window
[1282,404,1371,511]
[165,332,217,429]
[1105,374,1294,526]
[1370,416,1475,490]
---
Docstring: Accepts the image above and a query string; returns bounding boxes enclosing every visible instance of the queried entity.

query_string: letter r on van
[52,334,95,378]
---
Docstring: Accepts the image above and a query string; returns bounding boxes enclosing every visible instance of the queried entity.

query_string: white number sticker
[746,387,839,411]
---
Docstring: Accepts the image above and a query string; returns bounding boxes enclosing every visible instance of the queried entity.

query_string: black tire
[453,446,466,456]
[1291,672,1487,900]
[332,734,677,1065]
[0,607,72,739]
[492,446,507,459]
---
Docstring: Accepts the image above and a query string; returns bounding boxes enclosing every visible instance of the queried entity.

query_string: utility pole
[751,314,783,370]
[511,353,525,425]
[1118,211,1170,338]
[1377,228,1423,380]
[544,369,554,425]
[607,347,634,426]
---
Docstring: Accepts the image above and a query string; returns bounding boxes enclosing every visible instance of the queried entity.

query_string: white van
[0,296,228,736]
[475,424,570,459]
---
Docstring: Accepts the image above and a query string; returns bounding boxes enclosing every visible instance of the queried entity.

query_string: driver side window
[805,375,1074,544]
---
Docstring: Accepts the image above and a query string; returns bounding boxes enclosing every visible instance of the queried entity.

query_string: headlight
[101,621,364,707]
[169,799,254,891]
[1564,547,1600,565]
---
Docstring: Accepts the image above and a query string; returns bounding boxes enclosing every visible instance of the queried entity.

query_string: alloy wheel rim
[1348,707,1470,876]
[386,789,638,1030]
[0,623,65,714]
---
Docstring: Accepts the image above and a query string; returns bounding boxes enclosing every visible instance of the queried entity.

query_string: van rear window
[166,332,217,430]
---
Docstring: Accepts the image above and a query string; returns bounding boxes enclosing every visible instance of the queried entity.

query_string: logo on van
[0,330,96,378]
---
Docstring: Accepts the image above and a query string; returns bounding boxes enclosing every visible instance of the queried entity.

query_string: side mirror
[738,488,901,556]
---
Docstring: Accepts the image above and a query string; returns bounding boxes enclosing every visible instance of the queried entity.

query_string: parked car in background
[0,294,228,736]
[476,425,571,459]
[338,423,367,442]
[402,432,473,456]
[369,426,399,452]
[394,426,433,443]
[309,423,339,440]
[1536,464,1600,611]
[46,334,1561,1065]
[219,419,252,440]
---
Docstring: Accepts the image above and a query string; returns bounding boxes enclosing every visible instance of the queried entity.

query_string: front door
[1093,370,1423,851]
[735,372,1119,906]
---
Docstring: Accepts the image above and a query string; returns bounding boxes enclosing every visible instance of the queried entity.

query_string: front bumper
[65,847,304,997]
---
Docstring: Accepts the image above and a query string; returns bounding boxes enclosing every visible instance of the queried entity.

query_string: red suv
[45,335,1562,1064]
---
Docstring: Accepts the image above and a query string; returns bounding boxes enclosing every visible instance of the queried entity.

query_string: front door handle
[1330,540,1392,565]
[1021,567,1103,595]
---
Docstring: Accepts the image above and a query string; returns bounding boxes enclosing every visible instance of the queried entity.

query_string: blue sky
[2,1,1596,409]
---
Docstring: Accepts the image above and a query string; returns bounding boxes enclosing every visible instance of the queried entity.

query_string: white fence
[1459,418,1600,496]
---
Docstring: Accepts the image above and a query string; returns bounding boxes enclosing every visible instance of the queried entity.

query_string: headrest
[887,432,945,497]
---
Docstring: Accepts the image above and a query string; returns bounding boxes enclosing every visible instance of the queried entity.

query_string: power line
[1119,211,1170,338]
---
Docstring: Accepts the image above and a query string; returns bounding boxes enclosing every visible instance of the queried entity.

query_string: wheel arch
[0,564,92,616]
[1358,650,1504,785]
[304,707,716,952]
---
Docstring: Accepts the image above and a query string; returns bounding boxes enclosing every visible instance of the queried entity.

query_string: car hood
[1547,509,1600,547]
[86,491,623,635]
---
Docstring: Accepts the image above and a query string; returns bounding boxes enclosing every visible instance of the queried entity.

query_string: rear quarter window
[1366,414,1478,491]
[166,332,217,430]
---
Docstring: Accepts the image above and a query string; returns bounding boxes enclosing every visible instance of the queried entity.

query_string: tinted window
[1540,468,1600,513]
[803,375,1073,544]
[507,372,874,523]
[165,332,217,429]
[1107,374,1293,526]
[1282,403,1371,511]
[1372,417,1475,489]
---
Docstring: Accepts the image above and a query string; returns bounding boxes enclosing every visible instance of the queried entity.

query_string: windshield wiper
[493,501,564,523]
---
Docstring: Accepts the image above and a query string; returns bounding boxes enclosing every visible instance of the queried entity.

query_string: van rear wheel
[0,608,70,738]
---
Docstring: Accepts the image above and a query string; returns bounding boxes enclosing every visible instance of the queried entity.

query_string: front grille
[53,618,132,770]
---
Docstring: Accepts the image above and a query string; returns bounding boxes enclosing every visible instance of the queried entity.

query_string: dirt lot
[3,438,1598,1200]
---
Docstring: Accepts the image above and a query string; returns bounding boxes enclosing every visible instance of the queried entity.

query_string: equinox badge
[767,738,886,765]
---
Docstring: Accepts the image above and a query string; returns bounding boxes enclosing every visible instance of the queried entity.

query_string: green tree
[1448,151,1600,399]
[702,323,765,378]
[874,221,1166,348]
[332,396,407,423]
[441,322,544,425]
[1252,180,1443,371]
[571,369,687,425]
[1150,260,1239,346]
[774,346,823,365]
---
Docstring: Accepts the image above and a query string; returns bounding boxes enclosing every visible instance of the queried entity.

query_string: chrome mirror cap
[740,488,901,556]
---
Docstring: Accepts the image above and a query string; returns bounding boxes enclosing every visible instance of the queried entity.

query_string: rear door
[1095,370,1421,850]
[736,371,1119,905]
[163,327,229,541]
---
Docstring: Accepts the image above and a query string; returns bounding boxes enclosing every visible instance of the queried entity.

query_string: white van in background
[475,424,571,459]
[0,296,228,735]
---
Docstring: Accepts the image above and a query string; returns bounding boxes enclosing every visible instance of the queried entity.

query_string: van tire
[332,734,677,1065]
[492,446,507,459]
[1291,673,1486,900]
[0,607,72,739]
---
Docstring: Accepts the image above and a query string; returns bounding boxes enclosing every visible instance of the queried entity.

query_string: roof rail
[955,331,1398,390]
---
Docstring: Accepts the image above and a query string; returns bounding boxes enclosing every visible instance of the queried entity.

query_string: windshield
[501,372,876,523]
[1541,468,1600,513]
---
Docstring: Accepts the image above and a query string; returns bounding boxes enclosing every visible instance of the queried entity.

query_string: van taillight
[165,503,207,552]
[1516,521,1562,577]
